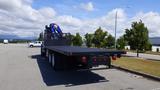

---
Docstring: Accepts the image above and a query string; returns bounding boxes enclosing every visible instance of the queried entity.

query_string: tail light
[112,55,117,60]
[93,58,97,62]
[92,56,97,62]
[81,56,87,63]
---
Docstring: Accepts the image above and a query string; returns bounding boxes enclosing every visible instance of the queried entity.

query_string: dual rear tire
[42,49,64,70]
[48,53,55,68]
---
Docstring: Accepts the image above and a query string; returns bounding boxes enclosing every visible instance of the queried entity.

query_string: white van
[3,39,9,44]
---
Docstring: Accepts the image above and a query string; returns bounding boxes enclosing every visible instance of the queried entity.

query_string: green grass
[112,57,160,77]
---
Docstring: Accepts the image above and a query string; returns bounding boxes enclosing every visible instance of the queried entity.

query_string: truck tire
[46,49,49,58]
[52,53,65,71]
[48,53,52,63]
[51,54,55,68]
[108,57,111,68]
[41,48,45,57]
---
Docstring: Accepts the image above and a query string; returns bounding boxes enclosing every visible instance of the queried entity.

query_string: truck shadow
[31,55,109,87]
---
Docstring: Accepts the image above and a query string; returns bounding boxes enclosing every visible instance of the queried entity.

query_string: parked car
[29,41,42,47]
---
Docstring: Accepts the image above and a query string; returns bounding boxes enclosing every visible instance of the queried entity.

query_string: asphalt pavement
[0,44,159,90]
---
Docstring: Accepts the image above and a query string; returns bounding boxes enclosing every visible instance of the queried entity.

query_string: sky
[0,0,160,39]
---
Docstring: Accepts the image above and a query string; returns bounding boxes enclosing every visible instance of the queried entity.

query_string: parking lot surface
[0,44,159,90]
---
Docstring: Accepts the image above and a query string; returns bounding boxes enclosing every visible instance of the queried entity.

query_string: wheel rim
[52,54,55,67]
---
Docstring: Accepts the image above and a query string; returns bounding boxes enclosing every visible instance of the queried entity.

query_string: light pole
[114,11,118,50]
[114,6,131,50]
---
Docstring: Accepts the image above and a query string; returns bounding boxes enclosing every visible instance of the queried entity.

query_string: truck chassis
[41,23,126,70]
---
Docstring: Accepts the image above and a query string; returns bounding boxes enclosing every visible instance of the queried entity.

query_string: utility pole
[115,11,118,50]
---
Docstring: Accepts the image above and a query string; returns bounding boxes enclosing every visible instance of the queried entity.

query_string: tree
[72,33,83,46]
[63,33,75,45]
[145,42,152,51]
[124,20,151,57]
[38,32,43,41]
[85,33,94,47]
[106,34,115,48]
[117,36,126,50]
[92,27,108,48]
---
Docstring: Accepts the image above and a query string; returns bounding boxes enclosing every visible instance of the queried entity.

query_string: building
[124,37,160,52]
[149,37,160,52]
[125,45,130,50]
[152,46,160,52]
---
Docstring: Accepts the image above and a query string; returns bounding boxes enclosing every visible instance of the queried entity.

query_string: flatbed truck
[41,23,126,70]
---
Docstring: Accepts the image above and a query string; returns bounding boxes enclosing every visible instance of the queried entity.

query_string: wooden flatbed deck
[46,46,126,56]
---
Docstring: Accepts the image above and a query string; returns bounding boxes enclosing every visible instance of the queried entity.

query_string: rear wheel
[41,47,45,56]
[46,49,49,58]
[51,53,66,71]
[107,57,111,68]
[48,53,52,63]
[51,54,55,68]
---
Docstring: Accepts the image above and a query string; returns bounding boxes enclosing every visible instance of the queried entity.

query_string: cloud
[0,0,56,38]
[0,0,160,39]
[39,7,56,19]
[80,2,94,11]
[0,0,22,11]
[131,12,160,37]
